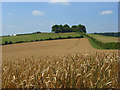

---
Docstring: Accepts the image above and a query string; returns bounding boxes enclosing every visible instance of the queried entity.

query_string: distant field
[1,32,81,45]
[2,33,118,45]
[88,34,118,43]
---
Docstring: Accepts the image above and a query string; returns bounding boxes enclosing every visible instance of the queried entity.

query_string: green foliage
[84,34,120,49]
[35,40,39,41]
[75,24,86,33]
[63,24,72,32]
[48,37,52,40]
[5,41,8,45]
[2,33,84,45]
[4,41,13,45]
[45,37,53,40]
[58,36,62,39]
[67,36,73,39]
[44,35,83,41]
[52,25,60,33]
[71,25,77,32]
[2,32,81,45]
[51,24,86,33]
[40,39,43,41]
[31,40,34,42]
[15,41,25,43]
[9,41,13,44]
[88,34,118,43]
[93,32,120,37]
[74,35,84,38]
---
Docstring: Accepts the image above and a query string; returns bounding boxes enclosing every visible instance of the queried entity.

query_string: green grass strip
[83,34,120,49]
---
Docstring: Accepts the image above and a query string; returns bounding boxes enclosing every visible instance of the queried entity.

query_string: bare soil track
[2,38,117,60]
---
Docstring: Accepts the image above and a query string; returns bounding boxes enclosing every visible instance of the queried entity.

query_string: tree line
[93,32,120,37]
[51,24,86,33]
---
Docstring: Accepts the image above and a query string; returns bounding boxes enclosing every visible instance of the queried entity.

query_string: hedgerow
[84,34,120,49]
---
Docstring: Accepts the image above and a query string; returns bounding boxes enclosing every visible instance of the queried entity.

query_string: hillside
[2,38,95,60]
[2,38,118,88]
[1,32,81,45]
[88,34,118,43]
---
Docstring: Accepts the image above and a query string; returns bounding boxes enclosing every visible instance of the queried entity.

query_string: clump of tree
[51,24,86,33]
[4,41,13,45]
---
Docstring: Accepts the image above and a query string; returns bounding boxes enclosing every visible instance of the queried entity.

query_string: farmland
[1,32,81,45]
[84,34,119,49]
[1,32,119,88]
[2,38,95,60]
[88,34,118,43]
[2,37,119,88]
[2,50,118,88]
[2,1,119,89]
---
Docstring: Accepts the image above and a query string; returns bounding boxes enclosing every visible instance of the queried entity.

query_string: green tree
[63,24,72,32]
[52,25,60,33]
[59,25,64,33]
[76,24,86,33]
[71,25,77,32]
[51,24,86,33]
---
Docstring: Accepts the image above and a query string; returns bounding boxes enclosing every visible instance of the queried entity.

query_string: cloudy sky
[2,1,118,35]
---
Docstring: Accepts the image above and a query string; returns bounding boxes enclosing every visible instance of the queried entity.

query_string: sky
[2,1,118,36]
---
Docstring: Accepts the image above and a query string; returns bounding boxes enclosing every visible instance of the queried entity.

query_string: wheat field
[2,38,119,88]
[2,51,119,88]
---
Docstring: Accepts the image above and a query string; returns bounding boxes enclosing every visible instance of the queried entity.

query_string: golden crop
[2,50,119,88]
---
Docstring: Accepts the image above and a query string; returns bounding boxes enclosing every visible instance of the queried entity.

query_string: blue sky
[2,2,118,35]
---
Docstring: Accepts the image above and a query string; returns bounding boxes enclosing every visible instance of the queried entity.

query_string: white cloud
[49,0,70,6]
[100,10,113,15]
[32,10,45,16]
